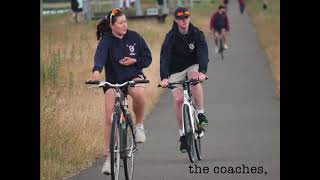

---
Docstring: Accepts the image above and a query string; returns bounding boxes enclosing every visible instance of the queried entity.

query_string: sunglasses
[176,10,191,17]
[109,8,122,25]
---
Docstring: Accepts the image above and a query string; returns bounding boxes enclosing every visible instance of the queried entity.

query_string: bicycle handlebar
[85,79,149,89]
[157,77,208,89]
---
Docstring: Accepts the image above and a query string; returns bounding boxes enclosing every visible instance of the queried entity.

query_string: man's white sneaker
[135,127,146,143]
[102,157,111,175]
[223,44,229,49]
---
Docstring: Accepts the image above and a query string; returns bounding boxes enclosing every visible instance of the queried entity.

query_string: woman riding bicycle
[159,7,209,153]
[210,5,230,53]
[88,8,152,175]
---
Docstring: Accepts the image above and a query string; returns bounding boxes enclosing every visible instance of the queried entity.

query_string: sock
[179,129,184,137]
[197,109,205,114]
[136,123,144,129]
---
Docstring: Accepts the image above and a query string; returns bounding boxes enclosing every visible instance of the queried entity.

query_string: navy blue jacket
[93,30,152,83]
[160,22,209,80]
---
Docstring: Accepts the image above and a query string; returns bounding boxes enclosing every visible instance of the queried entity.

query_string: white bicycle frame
[181,88,199,137]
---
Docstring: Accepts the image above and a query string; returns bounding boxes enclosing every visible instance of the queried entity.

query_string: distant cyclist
[209,5,230,53]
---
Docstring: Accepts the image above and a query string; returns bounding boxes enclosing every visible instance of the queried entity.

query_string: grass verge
[246,0,280,96]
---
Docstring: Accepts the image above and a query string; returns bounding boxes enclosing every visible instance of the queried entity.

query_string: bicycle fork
[181,89,195,136]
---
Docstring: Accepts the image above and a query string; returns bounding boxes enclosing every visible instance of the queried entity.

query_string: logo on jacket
[189,42,195,50]
[126,43,136,56]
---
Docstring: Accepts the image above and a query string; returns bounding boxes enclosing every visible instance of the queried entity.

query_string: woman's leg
[128,77,147,143]
[128,86,146,125]
[104,89,116,157]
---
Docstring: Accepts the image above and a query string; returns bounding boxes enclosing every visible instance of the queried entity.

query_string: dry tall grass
[40,15,169,180]
[246,0,280,96]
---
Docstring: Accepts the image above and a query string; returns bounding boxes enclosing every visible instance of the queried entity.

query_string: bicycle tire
[183,105,195,163]
[219,38,224,60]
[193,111,202,160]
[110,113,121,180]
[123,113,136,180]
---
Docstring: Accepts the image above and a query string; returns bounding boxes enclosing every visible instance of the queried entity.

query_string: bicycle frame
[113,87,136,159]
[181,83,198,137]
[86,79,149,180]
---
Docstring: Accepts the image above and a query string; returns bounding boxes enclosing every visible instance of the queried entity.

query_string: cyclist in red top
[209,5,230,53]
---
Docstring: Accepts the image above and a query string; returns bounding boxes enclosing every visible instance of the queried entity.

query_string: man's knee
[191,83,202,92]
[214,32,219,38]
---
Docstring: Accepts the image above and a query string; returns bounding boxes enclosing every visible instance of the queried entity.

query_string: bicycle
[217,33,225,60]
[85,79,149,180]
[158,78,206,163]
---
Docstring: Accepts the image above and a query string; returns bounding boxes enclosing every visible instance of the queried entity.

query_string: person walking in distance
[238,0,246,14]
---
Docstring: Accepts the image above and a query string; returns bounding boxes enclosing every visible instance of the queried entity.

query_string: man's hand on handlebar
[198,72,208,81]
[159,79,169,88]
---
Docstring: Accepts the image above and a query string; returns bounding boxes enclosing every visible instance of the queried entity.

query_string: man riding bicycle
[159,7,209,153]
[210,5,230,53]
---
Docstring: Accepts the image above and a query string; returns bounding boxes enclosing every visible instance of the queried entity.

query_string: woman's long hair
[96,9,125,40]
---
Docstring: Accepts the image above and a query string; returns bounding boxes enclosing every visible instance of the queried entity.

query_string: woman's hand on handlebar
[86,71,100,83]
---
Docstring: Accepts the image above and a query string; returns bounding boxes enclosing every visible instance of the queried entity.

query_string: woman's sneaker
[135,127,146,143]
[198,113,208,127]
[102,157,111,175]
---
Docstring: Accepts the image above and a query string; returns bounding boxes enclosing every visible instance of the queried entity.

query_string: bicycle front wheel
[123,114,136,180]
[219,38,224,60]
[193,112,202,160]
[110,113,121,180]
[183,105,195,163]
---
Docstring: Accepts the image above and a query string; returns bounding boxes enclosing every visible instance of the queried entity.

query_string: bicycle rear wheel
[110,113,121,180]
[183,105,195,163]
[123,114,136,180]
